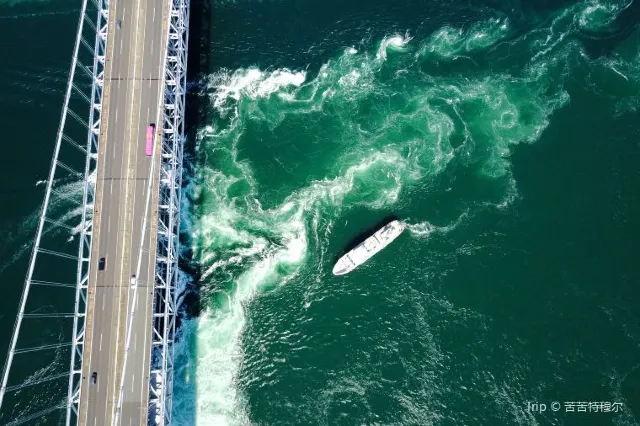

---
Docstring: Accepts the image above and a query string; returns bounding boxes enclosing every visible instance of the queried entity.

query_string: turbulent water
[1,0,639,424]
[169,0,640,424]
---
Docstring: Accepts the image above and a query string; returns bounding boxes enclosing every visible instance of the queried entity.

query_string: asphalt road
[78,0,167,423]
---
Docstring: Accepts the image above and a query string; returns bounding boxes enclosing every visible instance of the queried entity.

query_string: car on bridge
[145,124,155,156]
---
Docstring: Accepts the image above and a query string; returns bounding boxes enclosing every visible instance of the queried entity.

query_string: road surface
[78,0,168,423]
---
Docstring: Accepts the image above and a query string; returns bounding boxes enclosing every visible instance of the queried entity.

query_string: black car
[98,257,106,271]
[91,372,97,385]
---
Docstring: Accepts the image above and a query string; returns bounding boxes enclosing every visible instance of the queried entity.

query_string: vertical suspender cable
[0,0,90,413]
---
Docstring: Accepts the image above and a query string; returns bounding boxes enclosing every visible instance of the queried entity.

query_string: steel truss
[66,0,109,423]
[148,0,189,424]
[0,0,189,422]
[0,0,106,423]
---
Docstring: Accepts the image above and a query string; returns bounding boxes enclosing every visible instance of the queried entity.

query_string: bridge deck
[78,0,169,423]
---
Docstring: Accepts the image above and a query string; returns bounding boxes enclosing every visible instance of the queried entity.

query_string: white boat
[332,220,405,275]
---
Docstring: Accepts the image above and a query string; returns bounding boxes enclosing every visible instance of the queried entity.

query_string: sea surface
[0,0,83,421]
[0,0,640,425]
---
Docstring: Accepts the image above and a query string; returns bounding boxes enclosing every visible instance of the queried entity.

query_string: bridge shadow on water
[172,0,212,422]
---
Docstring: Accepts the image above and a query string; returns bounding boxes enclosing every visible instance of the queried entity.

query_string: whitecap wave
[172,4,640,421]
[418,16,510,59]
[377,33,412,61]
[209,68,307,115]
[576,0,632,31]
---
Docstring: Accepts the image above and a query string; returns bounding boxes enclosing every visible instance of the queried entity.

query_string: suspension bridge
[0,0,188,423]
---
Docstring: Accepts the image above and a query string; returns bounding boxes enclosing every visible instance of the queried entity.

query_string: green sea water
[0,0,81,422]
[172,0,640,425]
[0,0,639,425]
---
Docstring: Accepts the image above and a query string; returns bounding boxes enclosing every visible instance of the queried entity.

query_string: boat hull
[332,220,405,275]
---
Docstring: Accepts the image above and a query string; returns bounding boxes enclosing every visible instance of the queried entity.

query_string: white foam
[530,0,630,62]
[377,34,412,61]
[406,221,437,238]
[576,0,632,30]
[175,270,190,309]
[176,125,433,422]
[173,123,320,423]
[210,68,307,114]
[177,213,307,425]
[419,17,509,59]
[494,176,519,210]
[255,69,306,97]
[338,69,361,88]
[406,210,470,240]
[175,20,586,420]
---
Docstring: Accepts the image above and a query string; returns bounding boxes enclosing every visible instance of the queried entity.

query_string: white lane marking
[119,1,148,400]
[153,6,155,22]
[120,37,124,53]
[134,333,137,350]
[115,108,118,124]
[140,230,152,402]
[139,0,168,408]
[83,0,120,423]
[113,0,147,416]
[102,296,105,311]
[108,4,138,423]
[94,417,97,426]
[99,333,103,351]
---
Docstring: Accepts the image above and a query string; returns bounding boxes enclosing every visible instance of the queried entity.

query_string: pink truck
[145,124,155,156]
